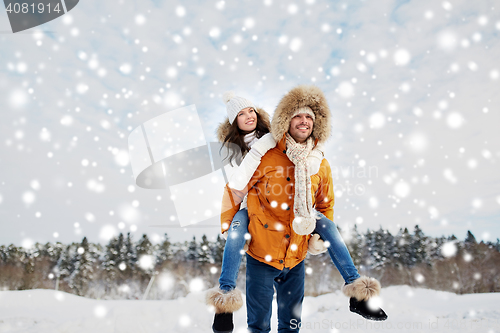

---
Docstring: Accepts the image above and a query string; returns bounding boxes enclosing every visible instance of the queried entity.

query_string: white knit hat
[291,106,315,121]
[222,91,257,124]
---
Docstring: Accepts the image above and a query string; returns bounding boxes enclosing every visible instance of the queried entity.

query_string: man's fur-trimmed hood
[216,106,270,142]
[271,85,331,144]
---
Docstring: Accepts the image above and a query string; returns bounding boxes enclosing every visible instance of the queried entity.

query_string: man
[220,85,334,332]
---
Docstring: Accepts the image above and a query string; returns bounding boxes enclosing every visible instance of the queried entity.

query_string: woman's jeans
[218,207,360,291]
[313,210,360,284]
[219,208,249,291]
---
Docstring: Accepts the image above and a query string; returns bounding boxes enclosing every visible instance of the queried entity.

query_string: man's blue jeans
[313,210,361,284]
[218,208,249,291]
[246,254,305,333]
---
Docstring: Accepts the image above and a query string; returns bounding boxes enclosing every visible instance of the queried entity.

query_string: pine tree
[55,245,73,280]
[136,234,155,277]
[104,233,132,283]
[412,225,430,265]
[0,245,8,263]
[186,236,198,261]
[211,235,226,264]
[395,227,416,267]
[137,234,153,257]
[157,233,173,264]
[198,234,213,265]
[124,233,138,272]
[347,224,365,267]
[68,237,95,296]
[465,230,477,244]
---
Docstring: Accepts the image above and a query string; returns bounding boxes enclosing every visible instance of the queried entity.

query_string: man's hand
[308,233,328,255]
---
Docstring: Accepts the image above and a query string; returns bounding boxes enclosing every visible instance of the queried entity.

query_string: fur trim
[206,287,244,314]
[271,85,331,144]
[342,276,381,301]
[216,107,271,143]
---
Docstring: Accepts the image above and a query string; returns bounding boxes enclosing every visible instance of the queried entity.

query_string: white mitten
[307,143,324,176]
[249,133,276,158]
[308,233,328,255]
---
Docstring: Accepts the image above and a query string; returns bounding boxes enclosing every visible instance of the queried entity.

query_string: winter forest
[2,226,499,300]
[2,0,500,330]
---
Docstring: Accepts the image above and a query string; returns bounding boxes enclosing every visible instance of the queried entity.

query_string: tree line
[0,226,499,300]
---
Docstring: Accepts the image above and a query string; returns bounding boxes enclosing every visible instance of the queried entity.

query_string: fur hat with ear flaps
[216,106,271,143]
[271,84,331,144]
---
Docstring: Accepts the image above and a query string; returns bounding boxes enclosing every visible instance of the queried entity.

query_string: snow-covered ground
[0,286,499,333]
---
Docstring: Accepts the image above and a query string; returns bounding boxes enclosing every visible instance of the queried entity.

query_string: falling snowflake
[209,27,221,38]
[244,18,255,29]
[10,90,28,108]
[441,242,457,257]
[158,273,174,291]
[94,305,107,318]
[289,38,302,52]
[437,31,458,51]
[138,255,155,271]
[76,84,89,94]
[119,63,132,74]
[135,15,146,25]
[85,212,96,222]
[369,112,385,129]
[179,314,191,327]
[189,278,204,292]
[415,273,425,283]
[393,49,411,66]
[60,115,73,126]
[287,4,298,14]
[22,191,36,206]
[337,81,354,98]
[175,6,186,17]
[99,225,117,241]
[393,181,410,198]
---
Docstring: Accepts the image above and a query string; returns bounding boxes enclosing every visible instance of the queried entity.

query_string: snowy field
[1,286,499,333]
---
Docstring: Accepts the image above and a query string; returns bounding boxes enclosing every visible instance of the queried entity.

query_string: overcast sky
[1,0,499,247]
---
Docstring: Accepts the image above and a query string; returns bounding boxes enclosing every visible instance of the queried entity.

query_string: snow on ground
[0,286,499,333]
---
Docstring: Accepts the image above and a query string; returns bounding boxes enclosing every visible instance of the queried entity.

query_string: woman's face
[236,107,257,132]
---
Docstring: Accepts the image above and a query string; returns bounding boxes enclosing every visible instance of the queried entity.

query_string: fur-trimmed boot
[206,287,243,333]
[342,276,388,321]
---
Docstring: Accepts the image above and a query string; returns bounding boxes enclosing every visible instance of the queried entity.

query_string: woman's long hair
[222,111,270,165]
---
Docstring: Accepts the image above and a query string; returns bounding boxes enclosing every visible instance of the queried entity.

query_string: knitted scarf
[244,131,258,148]
[285,133,317,235]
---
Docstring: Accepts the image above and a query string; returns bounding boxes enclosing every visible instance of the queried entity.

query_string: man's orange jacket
[221,136,335,270]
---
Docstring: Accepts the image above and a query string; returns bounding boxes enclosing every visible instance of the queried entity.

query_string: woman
[207,91,386,333]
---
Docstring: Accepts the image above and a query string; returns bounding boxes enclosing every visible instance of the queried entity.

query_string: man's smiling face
[288,113,314,143]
